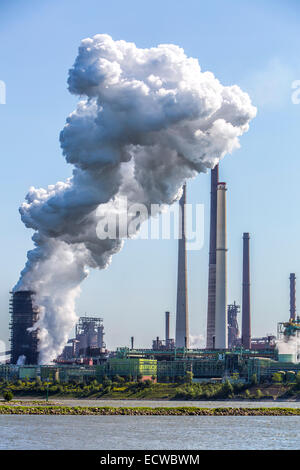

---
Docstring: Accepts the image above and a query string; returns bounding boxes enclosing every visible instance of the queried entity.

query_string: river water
[0,414,299,450]
[0,399,299,450]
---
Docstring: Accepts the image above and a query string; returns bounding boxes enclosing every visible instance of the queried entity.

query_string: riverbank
[1,404,300,415]
[2,380,300,401]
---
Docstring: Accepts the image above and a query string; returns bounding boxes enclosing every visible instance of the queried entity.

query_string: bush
[256,389,263,399]
[143,379,152,387]
[3,390,13,401]
[272,372,284,383]
[103,378,112,387]
[113,375,125,384]
[220,379,233,398]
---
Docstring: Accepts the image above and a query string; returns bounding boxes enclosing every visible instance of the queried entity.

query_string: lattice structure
[9,290,39,365]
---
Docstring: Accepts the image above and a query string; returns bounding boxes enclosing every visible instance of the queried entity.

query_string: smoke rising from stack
[14,34,256,363]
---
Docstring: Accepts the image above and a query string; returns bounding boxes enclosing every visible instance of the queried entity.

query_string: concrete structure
[10,291,39,365]
[215,182,228,349]
[290,273,296,321]
[242,233,251,349]
[206,165,219,349]
[175,183,189,348]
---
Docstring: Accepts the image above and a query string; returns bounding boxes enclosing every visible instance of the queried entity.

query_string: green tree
[184,371,193,384]
[272,372,283,383]
[3,390,13,401]
[221,379,233,398]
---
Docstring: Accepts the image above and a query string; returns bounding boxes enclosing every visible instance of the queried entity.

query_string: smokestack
[175,183,189,348]
[290,273,296,321]
[165,311,170,344]
[15,35,256,363]
[242,233,251,349]
[206,165,219,349]
[130,336,134,349]
[215,182,228,349]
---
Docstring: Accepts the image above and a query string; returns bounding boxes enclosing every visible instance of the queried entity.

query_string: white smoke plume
[276,335,299,362]
[189,334,205,349]
[14,34,256,364]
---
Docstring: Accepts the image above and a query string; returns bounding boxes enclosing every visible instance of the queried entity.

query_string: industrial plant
[2,164,300,385]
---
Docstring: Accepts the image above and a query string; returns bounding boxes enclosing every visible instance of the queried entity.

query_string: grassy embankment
[0,404,299,415]
[1,378,300,401]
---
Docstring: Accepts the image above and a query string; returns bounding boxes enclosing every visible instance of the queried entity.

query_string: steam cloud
[14,34,256,363]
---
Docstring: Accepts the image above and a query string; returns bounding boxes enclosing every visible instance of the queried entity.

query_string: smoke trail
[14,34,256,363]
[276,335,299,362]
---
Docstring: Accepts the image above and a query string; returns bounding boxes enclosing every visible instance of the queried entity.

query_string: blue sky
[0,0,300,351]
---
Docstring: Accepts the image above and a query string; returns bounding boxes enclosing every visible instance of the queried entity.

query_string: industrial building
[9,290,39,365]
[227,302,240,348]
[4,164,300,386]
[57,316,106,363]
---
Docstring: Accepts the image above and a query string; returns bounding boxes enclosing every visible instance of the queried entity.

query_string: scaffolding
[9,291,39,365]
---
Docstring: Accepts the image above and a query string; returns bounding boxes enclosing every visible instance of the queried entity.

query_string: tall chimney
[130,336,134,350]
[289,273,296,321]
[215,182,228,349]
[206,165,219,349]
[242,233,251,349]
[175,183,189,348]
[165,311,170,345]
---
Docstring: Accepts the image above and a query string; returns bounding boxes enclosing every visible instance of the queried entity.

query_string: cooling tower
[214,182,228,349]
[10,290,39,365]
[206,165,219,349]
[289,273,296,321]
[175,183,189,348]
[242,233,251,349]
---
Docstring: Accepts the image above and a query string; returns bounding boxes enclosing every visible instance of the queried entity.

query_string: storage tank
[278,353,296,363]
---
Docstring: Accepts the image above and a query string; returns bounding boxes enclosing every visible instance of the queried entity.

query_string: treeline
[1,371,300,401]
